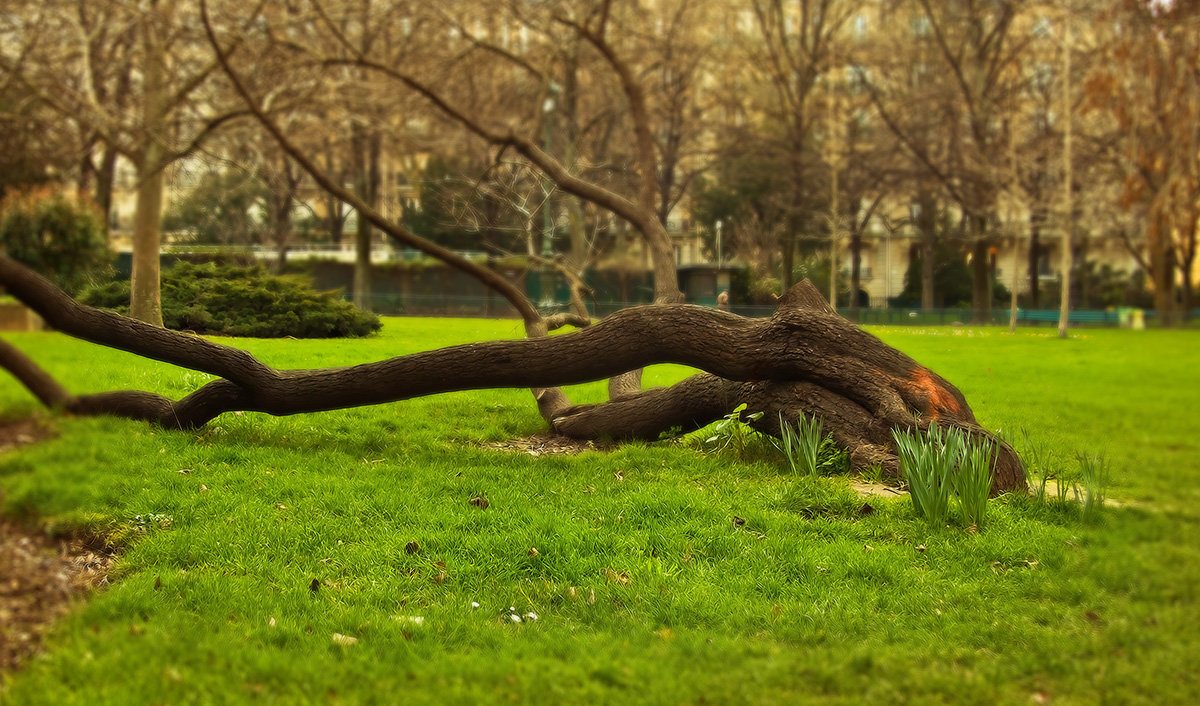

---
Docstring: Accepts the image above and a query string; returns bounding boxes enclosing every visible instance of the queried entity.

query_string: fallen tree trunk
[0,255,1025,493]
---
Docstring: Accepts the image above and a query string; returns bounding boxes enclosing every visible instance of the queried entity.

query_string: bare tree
[865,0,1032,322]
[741,0,858,290]
[0,0,247,326]
[1086,0,1200,325]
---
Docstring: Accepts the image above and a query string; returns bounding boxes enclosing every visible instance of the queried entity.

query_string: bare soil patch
[483,432,616,456]
[0,418,114,673]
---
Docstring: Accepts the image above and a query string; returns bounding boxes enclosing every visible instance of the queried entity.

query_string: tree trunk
[971,231,991,325]
[1028,212,1042,308]
[351,126,380,312]
[645,218,683,304]
[1149,213,1177,326]
[0,255,1026,495]
[848,223,863,323]
[781,229,796,290]
[917,195,936,311]
[94,145,118,234]
[128,160,165,327]
[128,13,168,328]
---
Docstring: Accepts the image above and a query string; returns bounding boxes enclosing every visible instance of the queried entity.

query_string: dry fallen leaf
[331,633,358,646]
[404,541,421,555]
[526,547,539,557]
[469,495,490,510]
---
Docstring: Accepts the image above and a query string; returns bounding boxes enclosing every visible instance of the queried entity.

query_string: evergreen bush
[0,189,112,295]
[81,261,381,338]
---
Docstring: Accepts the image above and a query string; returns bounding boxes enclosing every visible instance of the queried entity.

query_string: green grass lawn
[1,318,1197,705]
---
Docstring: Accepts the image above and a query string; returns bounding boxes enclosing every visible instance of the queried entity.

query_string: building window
[853,15,868,39]
[911,15,931,38]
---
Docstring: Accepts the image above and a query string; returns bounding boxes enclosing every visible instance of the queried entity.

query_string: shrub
[80,261,381,338]
[0,189,112,295]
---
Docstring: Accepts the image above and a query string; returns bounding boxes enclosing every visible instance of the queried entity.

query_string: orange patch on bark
[907,368,961,418]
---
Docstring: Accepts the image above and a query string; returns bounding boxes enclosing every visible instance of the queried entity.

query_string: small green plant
[704,404,765,458]
[777,412,825,477]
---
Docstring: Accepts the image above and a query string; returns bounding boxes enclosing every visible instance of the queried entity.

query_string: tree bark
[128,5,168,327]
[128,160,165,327]
[0,255,1025,494]
[971,238,991,324]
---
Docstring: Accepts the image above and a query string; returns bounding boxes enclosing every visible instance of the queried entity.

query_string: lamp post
[1057,6,1073,339]
[542,88,557,261]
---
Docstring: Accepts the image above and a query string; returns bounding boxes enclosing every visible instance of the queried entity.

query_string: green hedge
[81,261,381,338]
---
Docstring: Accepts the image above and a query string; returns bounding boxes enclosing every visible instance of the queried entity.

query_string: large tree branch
[2,256,963,430]
[0,259,1024,492]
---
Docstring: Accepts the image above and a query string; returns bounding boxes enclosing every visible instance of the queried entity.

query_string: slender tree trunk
[1149,213,1177,327]
[971,237,991,324]
[351,126,380,311]
[129,160,165,327]
[848,224,862,322]
[917,195,936,311]
[645,218,683,304]
[1028,212,1042,308]
[90,145,118,234]
[271,196,291,275]
[128,14,167,327]
[1058,36,1074,339]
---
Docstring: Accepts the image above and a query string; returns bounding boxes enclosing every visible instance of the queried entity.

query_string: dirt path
[0,419,114,673]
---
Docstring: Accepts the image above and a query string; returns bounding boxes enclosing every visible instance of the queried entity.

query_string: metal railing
[351,293,1152,327]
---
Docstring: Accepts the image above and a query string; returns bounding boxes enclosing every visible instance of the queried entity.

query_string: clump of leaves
[80,261,381,338]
